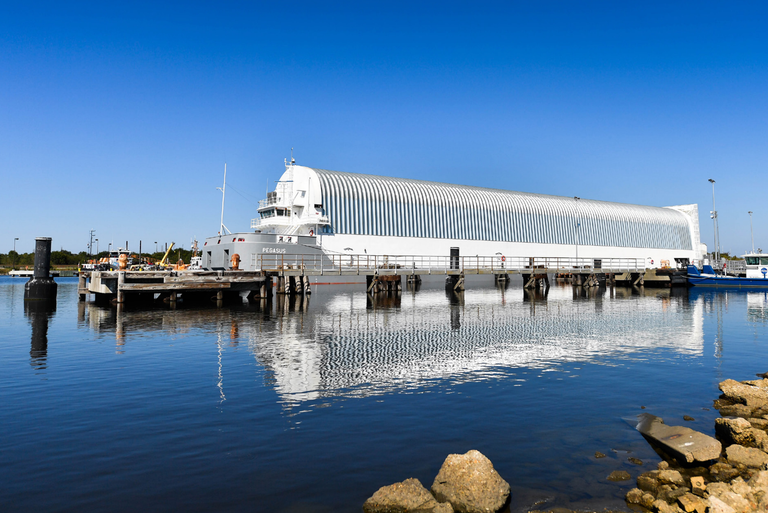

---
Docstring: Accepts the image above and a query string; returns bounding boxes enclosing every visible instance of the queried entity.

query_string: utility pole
[708,179,719,263]
[88,229,96,257]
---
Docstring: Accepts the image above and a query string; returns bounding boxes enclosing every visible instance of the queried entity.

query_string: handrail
[252,254,648,274]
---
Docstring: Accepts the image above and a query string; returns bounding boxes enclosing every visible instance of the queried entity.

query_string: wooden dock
[79,270,269,305]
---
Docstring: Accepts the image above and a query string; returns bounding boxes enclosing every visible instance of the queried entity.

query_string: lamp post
[749,211,754,254]
[155,241,158,253]
[13,237,18,267]
[708,179,719,263]
[574,196,580,266]
[95,238,99,255]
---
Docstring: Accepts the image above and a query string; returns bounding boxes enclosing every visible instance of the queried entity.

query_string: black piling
[24,237,57,306]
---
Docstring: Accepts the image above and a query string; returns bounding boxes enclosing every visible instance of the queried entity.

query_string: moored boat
[687,254,768,288]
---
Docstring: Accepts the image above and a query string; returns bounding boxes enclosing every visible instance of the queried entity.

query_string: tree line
[0,248,195,267]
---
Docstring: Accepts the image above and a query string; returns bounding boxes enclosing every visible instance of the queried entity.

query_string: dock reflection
[77,283,704,408]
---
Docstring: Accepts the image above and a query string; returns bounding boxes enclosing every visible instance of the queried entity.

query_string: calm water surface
[1,277,766,512]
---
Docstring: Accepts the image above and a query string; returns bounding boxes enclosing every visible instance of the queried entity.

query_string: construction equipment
[157,243,175,269]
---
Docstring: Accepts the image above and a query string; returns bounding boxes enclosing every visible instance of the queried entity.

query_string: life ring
[501,256,506,262]
[309,229,314,236]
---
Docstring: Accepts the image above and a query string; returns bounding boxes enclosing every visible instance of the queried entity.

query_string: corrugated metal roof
[312,168,693,250]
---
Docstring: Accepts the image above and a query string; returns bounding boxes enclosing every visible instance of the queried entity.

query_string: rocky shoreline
[362,372,768,513]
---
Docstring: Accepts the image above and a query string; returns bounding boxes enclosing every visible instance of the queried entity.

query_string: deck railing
[251,254,647,275]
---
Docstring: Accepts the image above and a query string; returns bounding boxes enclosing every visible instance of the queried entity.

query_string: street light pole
[13,237,18,268]
[95,238,99,255]
[708,179,719,263]
[748,211,754,254]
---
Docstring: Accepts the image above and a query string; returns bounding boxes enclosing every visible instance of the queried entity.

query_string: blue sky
[2,2,767,255]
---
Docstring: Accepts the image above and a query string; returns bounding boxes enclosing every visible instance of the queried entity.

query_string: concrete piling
[24,237,57,305]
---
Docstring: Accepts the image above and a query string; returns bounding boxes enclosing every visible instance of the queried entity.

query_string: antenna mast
[217,163,231,235]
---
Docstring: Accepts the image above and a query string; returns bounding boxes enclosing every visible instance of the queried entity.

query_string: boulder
[625,487,644,504]
[715,417,756,447]
[748,469,768,489]
[430,450,510,513]
[717,404,754,418]
[677,492,706,513]
[707,495,736,513]
[363,478,452,513]
[706,482,752,513]
[607,470,630,482]
[637,471,660,493]
[743,378,768,389]
[657,469,685,487]
[709,462,741,482]
[635,413,722,464]
[651,498,680,513]
[748,417,768,429]
[719,379,768,408]
[726,444,768,468]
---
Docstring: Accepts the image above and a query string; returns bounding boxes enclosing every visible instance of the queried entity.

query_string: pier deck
[77,254,662,304]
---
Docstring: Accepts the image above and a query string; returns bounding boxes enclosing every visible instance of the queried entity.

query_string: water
[1,276,766,512]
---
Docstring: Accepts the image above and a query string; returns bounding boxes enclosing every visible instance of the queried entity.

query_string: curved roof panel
[312,168,693,250]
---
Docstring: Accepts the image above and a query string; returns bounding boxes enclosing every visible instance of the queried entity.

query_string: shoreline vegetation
[0,248,194,273]
[363,371,768,513]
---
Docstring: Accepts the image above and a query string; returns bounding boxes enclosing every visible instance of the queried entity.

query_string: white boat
[201,158,703,279]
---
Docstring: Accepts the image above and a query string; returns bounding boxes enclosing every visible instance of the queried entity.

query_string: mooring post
[24,237,57,305]
[116,271,125,303]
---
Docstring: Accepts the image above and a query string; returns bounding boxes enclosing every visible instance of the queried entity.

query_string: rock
[715,417,756,447]
[430,450,509,513]
[363,478,451,513]
[641,492,656,509]
[658,461,670,470]
[594,451,606,458]
[717,404,754,418]
[638,472,660,493]
[652,498,681,513]
[719,379,768,408]
[729,477,751,500]
[628,457,643,465]
[626,487,644,504]
[658,469,685,487]
[743,378,768,389]
[684,415,695,422]
[635,413,722,464]
[748,417,768,429]
[607,470,631,482]
[753,427,768,451]
[659,485,690,503]
[726,444,768,468]
[709,462,741,482]
[677,492,706,513]
[706,482,752,513]
[748,469,768,488]
[707,495,736,513]
[689,476,706,497]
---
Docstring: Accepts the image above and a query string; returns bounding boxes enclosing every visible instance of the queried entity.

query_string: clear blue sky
[2,1,767,255]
